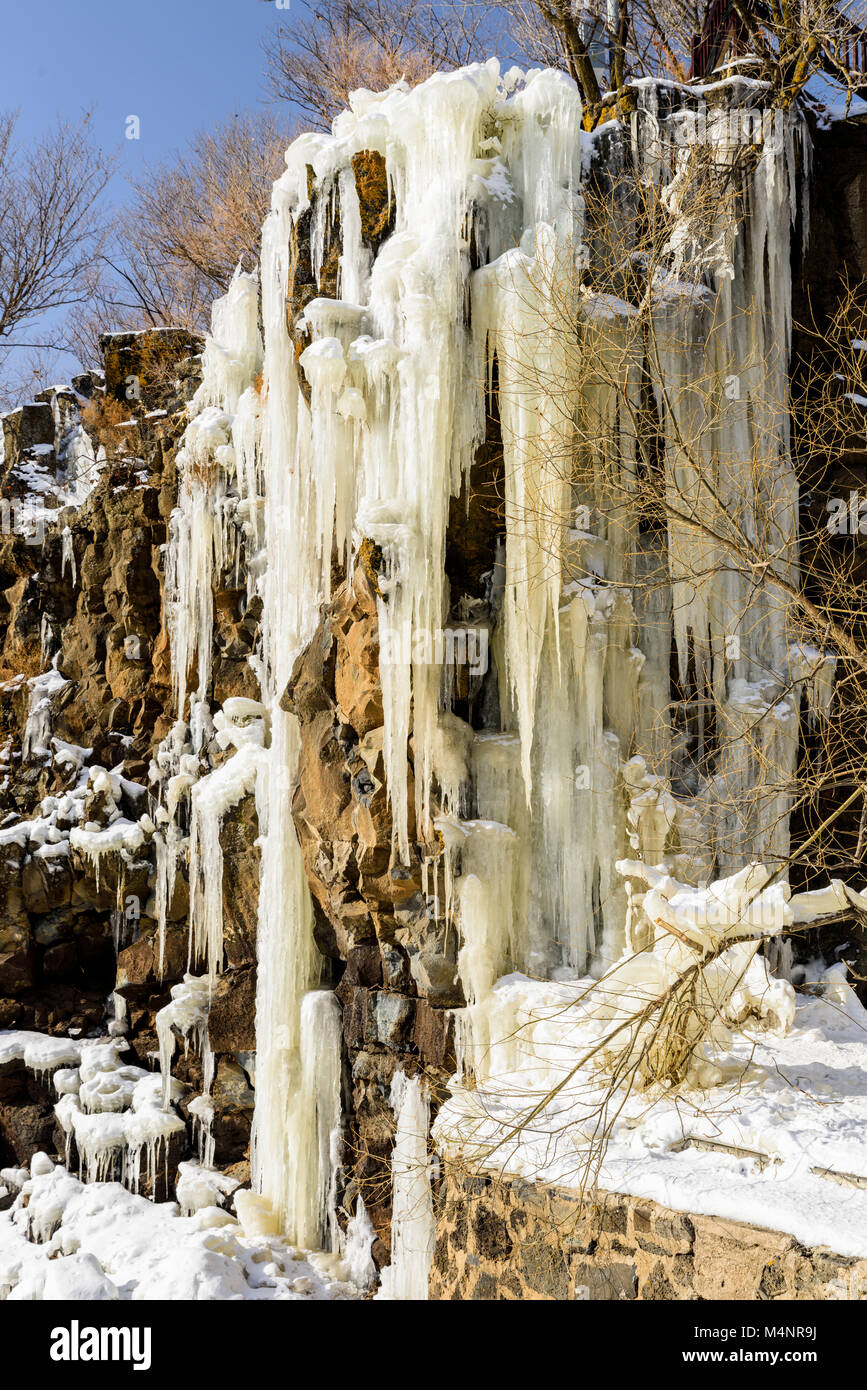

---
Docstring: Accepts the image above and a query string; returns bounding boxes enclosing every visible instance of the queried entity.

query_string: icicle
[188,1094,216,1169]
[168,269,263,715]
[472,234,576,800]
[55,1061,185,1194]
[311,175,336,289]
[296,990,344,1251]
[155,974,211,1110]
[188,739,261,979]
[375,1072,434,1301]
[344,62,501,852]
[299,331,358,568]
[64,423,100,503]
[469,73,585,800]
[647,101,807,869]
[60,525,76,585]
[250,161,333,1245]
[150,717,199,977]
[337,164,372,304]
[343,1197,377,1290]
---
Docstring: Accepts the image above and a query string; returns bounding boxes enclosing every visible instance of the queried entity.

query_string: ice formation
[188,716,263,978]
[119,56,845,1298]
[167,269,262,716]
[60,525,76,585]
[342,1197,377,1291]
[1,1034,187,1194]
[175,1159,242,1218]
[22,668,67,762]
[155,975,212,1110]
[375,1072,435,1301]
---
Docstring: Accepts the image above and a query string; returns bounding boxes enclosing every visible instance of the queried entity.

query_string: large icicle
[345,63,500,856]
[297,990,344,1252]
[249,160,339,1247]
[646,98,808,869]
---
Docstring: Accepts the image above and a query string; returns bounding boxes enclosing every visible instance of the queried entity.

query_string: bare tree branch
[0,111,114,354]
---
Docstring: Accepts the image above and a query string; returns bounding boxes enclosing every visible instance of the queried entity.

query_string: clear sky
[4,0,287,166]
[2,0,291,382]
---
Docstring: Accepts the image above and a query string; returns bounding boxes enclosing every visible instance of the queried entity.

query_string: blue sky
[4,0,286,166]
[2,0,291,382]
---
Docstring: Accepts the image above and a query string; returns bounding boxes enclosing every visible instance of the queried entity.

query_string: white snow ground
[0,1164,363,1301]
[434,968,867,1260]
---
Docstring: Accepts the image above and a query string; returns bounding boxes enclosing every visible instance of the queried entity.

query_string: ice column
[376,1072,435,1301]
[250,163,340,1246]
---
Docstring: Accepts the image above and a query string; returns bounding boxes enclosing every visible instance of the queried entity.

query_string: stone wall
[431,1166,867,1300]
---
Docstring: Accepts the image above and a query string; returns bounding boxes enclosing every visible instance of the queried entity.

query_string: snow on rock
[0,1165,363,1301]
[0,1031,83,1079]
[175,1160,242,1218]
[0,1030,192,1198]
[155,974,212,1110]
[22,668,68,762]
[42,1251,120,1302]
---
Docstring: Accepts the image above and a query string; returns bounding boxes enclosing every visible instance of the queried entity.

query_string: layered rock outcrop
[0,331,260,1185]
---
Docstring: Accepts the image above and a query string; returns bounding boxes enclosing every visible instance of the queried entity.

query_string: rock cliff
[2,88,867,1301]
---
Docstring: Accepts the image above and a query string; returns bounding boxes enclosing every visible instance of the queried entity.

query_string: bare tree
[0,110,113,387]
[68,110,290,363]
[0,346,68,413]
[262,0,508,130]
[262,0,867,137]
[505,0,867,124]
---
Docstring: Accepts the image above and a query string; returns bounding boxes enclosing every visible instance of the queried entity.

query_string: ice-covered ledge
[434,971,867,1279]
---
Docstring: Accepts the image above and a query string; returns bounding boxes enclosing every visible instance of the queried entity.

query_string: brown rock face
[208,966,257,1054]
[0,344,195,1156]
[0,947,36,996]
[0,843,29,948]
[116,926,187,997]
[220,796,259,968]
[283,560,461,1253]
[54,460,173,755]
[0,401,55,468]
[210,1057,255,1165]
[0,1100,55,1166]
[0,324,275,1200]
[100,328,204,410]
